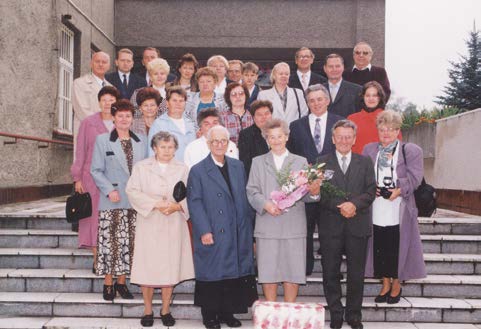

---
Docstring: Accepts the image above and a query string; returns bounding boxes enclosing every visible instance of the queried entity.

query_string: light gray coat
[257,87,308,125]
[247,152,315,239]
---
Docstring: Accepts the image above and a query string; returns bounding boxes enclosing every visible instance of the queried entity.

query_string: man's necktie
[341,156,348,174]
[301,73,308,90]
[314,118,322,153]
[122,74,128,89]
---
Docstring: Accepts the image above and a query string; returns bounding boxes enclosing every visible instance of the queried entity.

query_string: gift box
[253,300,324,329]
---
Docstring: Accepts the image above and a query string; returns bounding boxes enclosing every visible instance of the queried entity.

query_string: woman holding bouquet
[246,118,320,302]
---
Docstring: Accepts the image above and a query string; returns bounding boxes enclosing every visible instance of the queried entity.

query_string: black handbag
[402,144,437,217]
[65,192,92,223]
[173,181,187,202]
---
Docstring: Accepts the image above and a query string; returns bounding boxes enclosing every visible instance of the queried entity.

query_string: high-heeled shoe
[114,282,134,299]
[374,289,391,303]
[387,288,402,304]
[103,284,115,301]
[140,313,154,327]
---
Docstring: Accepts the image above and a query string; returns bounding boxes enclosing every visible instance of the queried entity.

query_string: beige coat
[126,157,194,286]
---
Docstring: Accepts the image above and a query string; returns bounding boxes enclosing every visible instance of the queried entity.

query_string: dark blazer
[287,112,344,164]
[318,152,376,238]
[289,71,326,91]
[238,124,269,176]
[105,71,147,100]
[187,155,255,282]
[343,65,391,102]
[246,85,260,110]
[323,80,362,118]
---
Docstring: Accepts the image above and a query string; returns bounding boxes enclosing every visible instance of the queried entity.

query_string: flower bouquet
[270,162,334,211]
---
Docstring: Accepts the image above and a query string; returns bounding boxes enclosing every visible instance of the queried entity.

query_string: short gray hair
[206,125,230,141]
[305,84,330,100]
[262,118,290,139]
[331,119,357,136]
[150,131,179,150]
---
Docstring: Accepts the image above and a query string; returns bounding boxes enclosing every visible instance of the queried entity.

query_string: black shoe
[219,314,242,327]
[374,289,391,303]
[387,288,402,304]
[203,319,221,329]
[140,313,154,327]
[160,312,176,326]
[103,284,115,301]
[114,282,134,299]
[330,319,343,329]
[347,319,363,329]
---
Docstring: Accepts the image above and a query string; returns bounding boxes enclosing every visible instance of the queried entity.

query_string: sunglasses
[354,51,370,56]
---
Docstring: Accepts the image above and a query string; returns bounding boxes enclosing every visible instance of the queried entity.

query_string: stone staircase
[0,197,481,328]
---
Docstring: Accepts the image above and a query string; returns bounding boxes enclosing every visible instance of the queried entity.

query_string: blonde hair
[376,110,403,129]
[207,55,229,69]
[270,62,290,84]
[147,58,170,76]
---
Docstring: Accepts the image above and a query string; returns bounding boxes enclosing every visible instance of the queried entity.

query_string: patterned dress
[95,139,137,276]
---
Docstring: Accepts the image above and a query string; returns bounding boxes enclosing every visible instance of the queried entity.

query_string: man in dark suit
[322,54,362,118]
[287,84,343,275]
[136,47,177,86]
[318,119,376,329]
[343,41,391,102]
[289,47,326,92]
[242,62,261,110]
[105,48,146,100]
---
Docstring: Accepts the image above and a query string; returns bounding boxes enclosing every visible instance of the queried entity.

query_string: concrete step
[1,268,481,299]
[1,318,480,329]
[0,292,480,324]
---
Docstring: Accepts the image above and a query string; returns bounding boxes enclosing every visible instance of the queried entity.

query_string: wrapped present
[253,300,324,329]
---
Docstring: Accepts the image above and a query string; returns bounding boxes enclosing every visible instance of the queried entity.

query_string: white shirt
[170,116,186,134]
[183,135,239,168]
[335,150,351,171]
[214,78,227,95]
[328,79,342,101]
[145,72,150,86]
[297,70,311,90]
[372,146,401,226]
[308,112,328,148]
[118,71,131,84]
[248,85,256,97]
[353,63,372,71]
[103,120,114,132]
[272,150,289,171]
[153,86,166,99]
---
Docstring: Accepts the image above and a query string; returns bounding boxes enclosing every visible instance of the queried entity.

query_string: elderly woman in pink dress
[70,86,120,271]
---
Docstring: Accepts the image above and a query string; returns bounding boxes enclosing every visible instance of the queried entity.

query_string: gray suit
[318,152,376,324]
[90,130,148,211]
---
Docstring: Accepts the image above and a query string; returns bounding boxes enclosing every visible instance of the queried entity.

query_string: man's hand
[337,201,356,218]
[201,233,214,245]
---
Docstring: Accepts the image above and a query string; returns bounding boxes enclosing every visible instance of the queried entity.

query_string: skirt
[373,224,400,279]
[256,237,306,284]
[95,208,136,276]
[194,275,258,314]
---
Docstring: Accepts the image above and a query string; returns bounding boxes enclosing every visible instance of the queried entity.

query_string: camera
[378,177,395,199]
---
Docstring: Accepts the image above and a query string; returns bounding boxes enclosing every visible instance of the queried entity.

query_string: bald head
[91,51,110,79]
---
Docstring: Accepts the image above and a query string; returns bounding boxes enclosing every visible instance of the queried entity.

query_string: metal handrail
[0,132,73,146]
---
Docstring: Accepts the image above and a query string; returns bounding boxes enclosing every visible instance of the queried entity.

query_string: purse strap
[294,88,301,118]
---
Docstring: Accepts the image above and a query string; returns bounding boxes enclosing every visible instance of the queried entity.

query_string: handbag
[172,181,187,202]
[402,144,437,217]
[65,192,92,223]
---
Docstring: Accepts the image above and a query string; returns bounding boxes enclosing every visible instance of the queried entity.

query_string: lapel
[92,113,109,134]
[205,155,233,199]
[109,130,143,175]
[263,152,279,182]
[250,85,259,101]
[145,157,178,182]
[322,113,337,154]
[327,153,347,190]
[332,80,346,104]
[226,157,241,200]
[268,88,284,119]
[300,116,318,156]
[344,153,361,185]
[110,136,130,175]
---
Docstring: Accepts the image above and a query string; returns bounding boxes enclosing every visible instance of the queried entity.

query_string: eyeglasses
[297,55,313,59]
[230,91,245,97]
[378,127,399,133]
[210,139,229,146]
[354,51,370,56]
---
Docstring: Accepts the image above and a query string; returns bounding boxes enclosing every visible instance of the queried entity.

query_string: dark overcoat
[187,155,255,281]
[363,142,427,280]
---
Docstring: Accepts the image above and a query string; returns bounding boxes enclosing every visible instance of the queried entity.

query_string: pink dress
[70,112,109,248]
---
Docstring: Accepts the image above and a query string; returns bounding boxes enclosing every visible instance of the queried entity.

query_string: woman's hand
[108,190,120,203]
[388,188,401,201]
[74,181,84,193]
[156,200,181,216]
[201,233,214,245]
[264,201,282,216]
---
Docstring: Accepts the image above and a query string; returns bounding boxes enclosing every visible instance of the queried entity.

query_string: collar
[109,129,141,142]
[297,69,311,77]
[336,150,352,162]
[309,111,328,122]
[272,149,289,160]
[92,73,105,87]
[328,79,342,88]
[118,71,131,79]
[211,154,225,167]
[353,64,372,71]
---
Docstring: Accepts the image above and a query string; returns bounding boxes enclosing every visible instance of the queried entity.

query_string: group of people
[70,42,426,329]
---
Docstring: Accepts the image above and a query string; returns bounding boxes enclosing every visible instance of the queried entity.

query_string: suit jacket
[238,124,269,176]
[287,112,344,164]
[246,85,260,110]
[90,129,148,211]
[72,73,111,145]
[105,71,147,100]
[187,155,255,281]
[323,80,362,118]
[257,87,308,125]
[318,152,376,238]
[343,65,391,102]
[289,71,327,91]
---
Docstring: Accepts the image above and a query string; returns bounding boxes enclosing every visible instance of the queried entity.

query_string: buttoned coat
[90,130,148,210]
[322,80,362,118]
[187,155,255,282]
[257,87,308,125]
[247,152,316,239]
[126,157,194,285]
[70,112,109,248]
[363,142,426,280]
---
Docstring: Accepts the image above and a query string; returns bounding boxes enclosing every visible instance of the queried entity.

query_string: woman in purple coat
[70,86,120,271]
[362,110,426,304]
